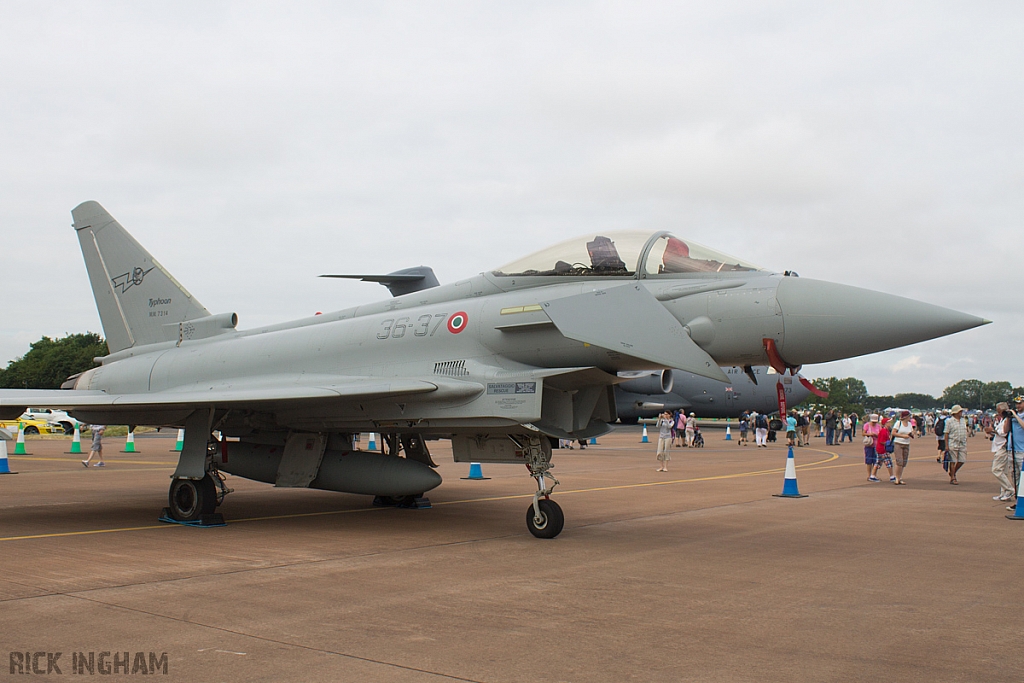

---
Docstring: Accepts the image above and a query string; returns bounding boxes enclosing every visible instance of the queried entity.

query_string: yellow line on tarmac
[10,456,174,466]
[0,450,840,542]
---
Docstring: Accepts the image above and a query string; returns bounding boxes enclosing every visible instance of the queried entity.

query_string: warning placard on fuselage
[486,382,537,395]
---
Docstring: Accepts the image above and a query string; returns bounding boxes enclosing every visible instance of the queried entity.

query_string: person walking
[1007,397,1024,511]
[674,410,687,447]
[863,414,880,481]
[655,411,674,471]
[754,412,769,447]
[891,411,915,485]
[875,417,896,482]
[945,405,968,485]
[82,424,106,468]
[685,412,696,448]
[985,403,1014,502]
[840,414,853,443]
[738,411,750,446]
[798,411,811,446]
[850,413,859,438]
[783,411,796,447]
[825,410,838,445]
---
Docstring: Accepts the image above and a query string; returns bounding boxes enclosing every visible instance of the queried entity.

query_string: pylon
[368,433,377,451]
[461,463,491,480]
[725,425,732,440]
[173,428,184,452]
[590,437,598,445]
[641,425,649,443]
[0,440,16,474]
[122,430,137,453]
[1007,466,1024,520]
[68,425,82,454]
[14,423,27,455]
[773,446,808,498]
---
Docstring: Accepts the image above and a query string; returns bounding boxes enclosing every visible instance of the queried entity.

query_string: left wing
[0,376,483,421]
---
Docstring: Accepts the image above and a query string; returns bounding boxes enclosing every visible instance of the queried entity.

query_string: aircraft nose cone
[775,277,989,365]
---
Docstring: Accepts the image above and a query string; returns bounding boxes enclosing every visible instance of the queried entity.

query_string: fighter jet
[615,366,818,421]
[0,203,989,537]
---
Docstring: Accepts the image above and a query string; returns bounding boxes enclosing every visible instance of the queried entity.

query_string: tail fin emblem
[112,266,155,294]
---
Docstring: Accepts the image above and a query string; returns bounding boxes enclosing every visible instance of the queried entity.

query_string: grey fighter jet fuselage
[0,203,989,537]
[615,367,812,421]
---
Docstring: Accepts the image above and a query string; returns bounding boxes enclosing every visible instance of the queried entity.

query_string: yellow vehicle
[0,417,66,435]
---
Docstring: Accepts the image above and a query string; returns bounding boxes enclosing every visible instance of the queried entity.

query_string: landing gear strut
[513,435,563,538]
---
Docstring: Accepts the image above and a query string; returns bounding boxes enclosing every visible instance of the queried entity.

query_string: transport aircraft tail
[72,201,212,354]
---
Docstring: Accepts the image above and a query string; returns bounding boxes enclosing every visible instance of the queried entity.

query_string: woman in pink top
[863,414,881,481]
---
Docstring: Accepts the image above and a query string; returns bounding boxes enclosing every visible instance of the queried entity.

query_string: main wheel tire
[168,475,217,522]
[526,499,564,539]
[23,426,39,435]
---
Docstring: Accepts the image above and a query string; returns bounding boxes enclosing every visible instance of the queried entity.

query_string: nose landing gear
[515,435,564,538]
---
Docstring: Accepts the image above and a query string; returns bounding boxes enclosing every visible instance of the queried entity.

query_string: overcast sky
[1,1,1020,397]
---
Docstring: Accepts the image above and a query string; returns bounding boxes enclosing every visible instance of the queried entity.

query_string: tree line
[0,333,108,389]
[808,377,1024,415]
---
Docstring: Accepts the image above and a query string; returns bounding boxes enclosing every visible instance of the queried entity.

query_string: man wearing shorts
[82,424,105,468]
[945,405,968,484]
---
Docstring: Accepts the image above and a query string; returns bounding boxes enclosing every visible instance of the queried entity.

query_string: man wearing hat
[945,405,968,484]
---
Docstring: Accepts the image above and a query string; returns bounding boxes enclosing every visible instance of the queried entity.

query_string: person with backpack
[754,411,769,447]
[934,410,948,465]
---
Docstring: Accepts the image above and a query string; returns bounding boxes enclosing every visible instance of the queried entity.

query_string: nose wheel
[527,498,564,538]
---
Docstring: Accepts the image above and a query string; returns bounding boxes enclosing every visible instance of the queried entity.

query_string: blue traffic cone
[0,440,15,474]
[368,433,377,451]
[590,437,597,445]
[461,462,491,480]
[1007,472,1024,520]
[773,446,808,498]
[641,425,649,443]
[725,425,732,441]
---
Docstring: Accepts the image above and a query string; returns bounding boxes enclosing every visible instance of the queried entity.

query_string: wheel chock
[158,509,227,527]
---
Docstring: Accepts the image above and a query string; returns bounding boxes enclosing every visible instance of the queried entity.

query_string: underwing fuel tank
[218,443,442,497]
[775,277,989,365]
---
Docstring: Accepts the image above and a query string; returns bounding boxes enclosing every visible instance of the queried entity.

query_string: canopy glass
[492,231,763,277]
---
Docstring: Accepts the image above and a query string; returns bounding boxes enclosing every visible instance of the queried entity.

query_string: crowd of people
[656,399,1024,511]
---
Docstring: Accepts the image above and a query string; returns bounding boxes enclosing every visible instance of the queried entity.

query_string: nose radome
[775,277,989,365]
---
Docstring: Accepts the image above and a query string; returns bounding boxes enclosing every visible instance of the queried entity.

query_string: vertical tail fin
[72,201,211,353]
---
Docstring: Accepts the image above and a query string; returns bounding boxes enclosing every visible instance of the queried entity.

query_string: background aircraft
[614,366,816,421]
[0,203,987,537]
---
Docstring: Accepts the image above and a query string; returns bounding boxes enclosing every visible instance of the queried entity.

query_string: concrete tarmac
[0,429,1018,682]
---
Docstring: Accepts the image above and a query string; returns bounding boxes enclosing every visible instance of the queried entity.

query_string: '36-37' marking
[377,313,448,340]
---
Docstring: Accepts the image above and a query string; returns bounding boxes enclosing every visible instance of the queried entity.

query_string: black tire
[526,499,564,539]
[23,426,39,435]
[168,475,217,522]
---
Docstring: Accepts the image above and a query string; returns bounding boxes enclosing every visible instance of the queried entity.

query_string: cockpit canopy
[491,231,763,278]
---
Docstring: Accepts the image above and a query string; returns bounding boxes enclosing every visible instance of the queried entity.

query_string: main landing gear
[163,431,233,526]
[514,435,564,539]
